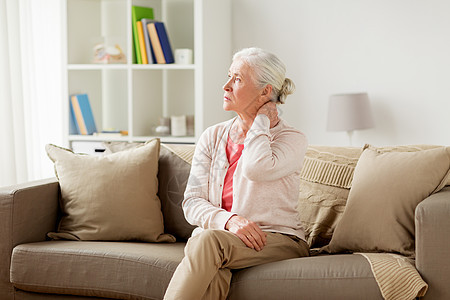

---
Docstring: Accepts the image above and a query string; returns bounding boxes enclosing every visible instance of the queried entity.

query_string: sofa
[1,141,450,300]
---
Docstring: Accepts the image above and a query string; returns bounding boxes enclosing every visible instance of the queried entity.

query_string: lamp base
[347,130,354,146]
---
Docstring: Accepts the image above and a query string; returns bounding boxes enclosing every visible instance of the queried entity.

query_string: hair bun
[278,78,295,104]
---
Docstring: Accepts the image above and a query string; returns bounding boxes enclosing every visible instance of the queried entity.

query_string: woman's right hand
[257,101,279,128]
[225,215,267,251]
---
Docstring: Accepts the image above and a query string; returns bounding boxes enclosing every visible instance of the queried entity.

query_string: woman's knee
[192,229,227,244]
[186,230,232,253]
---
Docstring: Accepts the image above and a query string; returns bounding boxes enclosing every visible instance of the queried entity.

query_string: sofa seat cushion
[229,254,383,300]
[10,241,185,300]
[12,242,382,300]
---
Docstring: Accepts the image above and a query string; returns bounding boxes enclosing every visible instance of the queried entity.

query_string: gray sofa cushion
[228,255,383,300]
[11,241,382,300]
[10,241,185,300]
[14,290,107,300]
[158,146,196,241]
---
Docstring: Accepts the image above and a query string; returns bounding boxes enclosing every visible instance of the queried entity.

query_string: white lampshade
[327,92,374,132]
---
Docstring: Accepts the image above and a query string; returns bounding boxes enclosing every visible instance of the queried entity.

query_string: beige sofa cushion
[324,146,450,256]
[370,144,450,187]
[103,141,196,241]
[298,144,450,249]
[297,145,362,248]
[46,140,175,243]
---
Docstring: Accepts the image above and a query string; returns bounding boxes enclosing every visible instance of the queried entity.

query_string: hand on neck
[231,96,274,143]
[235,97,268,134]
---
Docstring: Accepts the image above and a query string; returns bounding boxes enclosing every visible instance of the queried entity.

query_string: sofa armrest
[415,186,450,300]
[0,178,60,298]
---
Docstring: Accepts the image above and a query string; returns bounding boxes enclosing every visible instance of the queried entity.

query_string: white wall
[231,0,450,146]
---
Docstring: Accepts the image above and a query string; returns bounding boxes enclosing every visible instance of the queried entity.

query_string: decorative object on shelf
[186,115,195,136]
[154,117,171,136]
[131,5,154,64]
[171,115,187,136]
[92,43,126,64]
[69,94,97,135]
[175,48,193,65]
[326,92,374,146]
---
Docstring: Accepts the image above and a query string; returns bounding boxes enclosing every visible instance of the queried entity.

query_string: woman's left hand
[257,101,279,128]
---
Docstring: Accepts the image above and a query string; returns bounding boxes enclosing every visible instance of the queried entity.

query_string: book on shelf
[136,21,148,64]
[147,22,165,64]
[93,130,128,138]
[70,94,97,135]
[131,6,154,64]
[147,22,174,64]
[141,18,156,64]
[154,22,174,64]
[69,99,79,134]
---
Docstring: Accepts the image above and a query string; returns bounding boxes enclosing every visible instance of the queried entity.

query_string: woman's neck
[238,113,254,131]
[230,114,254,144]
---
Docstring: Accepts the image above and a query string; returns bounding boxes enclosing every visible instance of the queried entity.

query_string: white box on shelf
[71,141,106,155]
[171,115,187,136]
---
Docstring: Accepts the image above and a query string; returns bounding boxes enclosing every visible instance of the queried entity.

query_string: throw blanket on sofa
[358,253,428,300]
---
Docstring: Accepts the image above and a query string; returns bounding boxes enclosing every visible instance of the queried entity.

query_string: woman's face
[222,59,265,115]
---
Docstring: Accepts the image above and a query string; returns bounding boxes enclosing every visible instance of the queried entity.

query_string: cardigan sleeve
[241,114,308,182]
[182,127,235,230]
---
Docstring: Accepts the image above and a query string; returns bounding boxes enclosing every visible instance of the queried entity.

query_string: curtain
[0,0,63,187]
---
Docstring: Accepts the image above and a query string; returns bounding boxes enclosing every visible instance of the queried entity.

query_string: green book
[132,6,154,64]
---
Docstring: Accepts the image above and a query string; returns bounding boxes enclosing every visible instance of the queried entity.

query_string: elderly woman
[164,47,309,300]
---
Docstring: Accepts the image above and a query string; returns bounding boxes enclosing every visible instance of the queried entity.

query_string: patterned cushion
[158,144,196,240]
[297,145,362,248]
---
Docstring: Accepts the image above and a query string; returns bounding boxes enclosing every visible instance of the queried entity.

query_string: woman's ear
[261,84,272,98]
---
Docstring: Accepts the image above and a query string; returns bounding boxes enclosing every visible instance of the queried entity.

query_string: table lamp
[326,92,374,146]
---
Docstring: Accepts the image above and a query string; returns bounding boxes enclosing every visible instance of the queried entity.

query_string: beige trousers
[163,229,310,300]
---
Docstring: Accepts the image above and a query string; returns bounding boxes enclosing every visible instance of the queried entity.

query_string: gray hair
[232,47,295,104]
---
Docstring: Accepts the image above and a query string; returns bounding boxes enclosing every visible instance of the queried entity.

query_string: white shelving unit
[62,0,232,149]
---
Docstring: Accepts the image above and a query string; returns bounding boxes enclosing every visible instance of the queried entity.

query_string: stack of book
[132,6,174,64]
[69,94,128,137]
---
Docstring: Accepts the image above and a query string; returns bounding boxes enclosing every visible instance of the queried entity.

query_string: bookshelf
[62,0,232,149]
